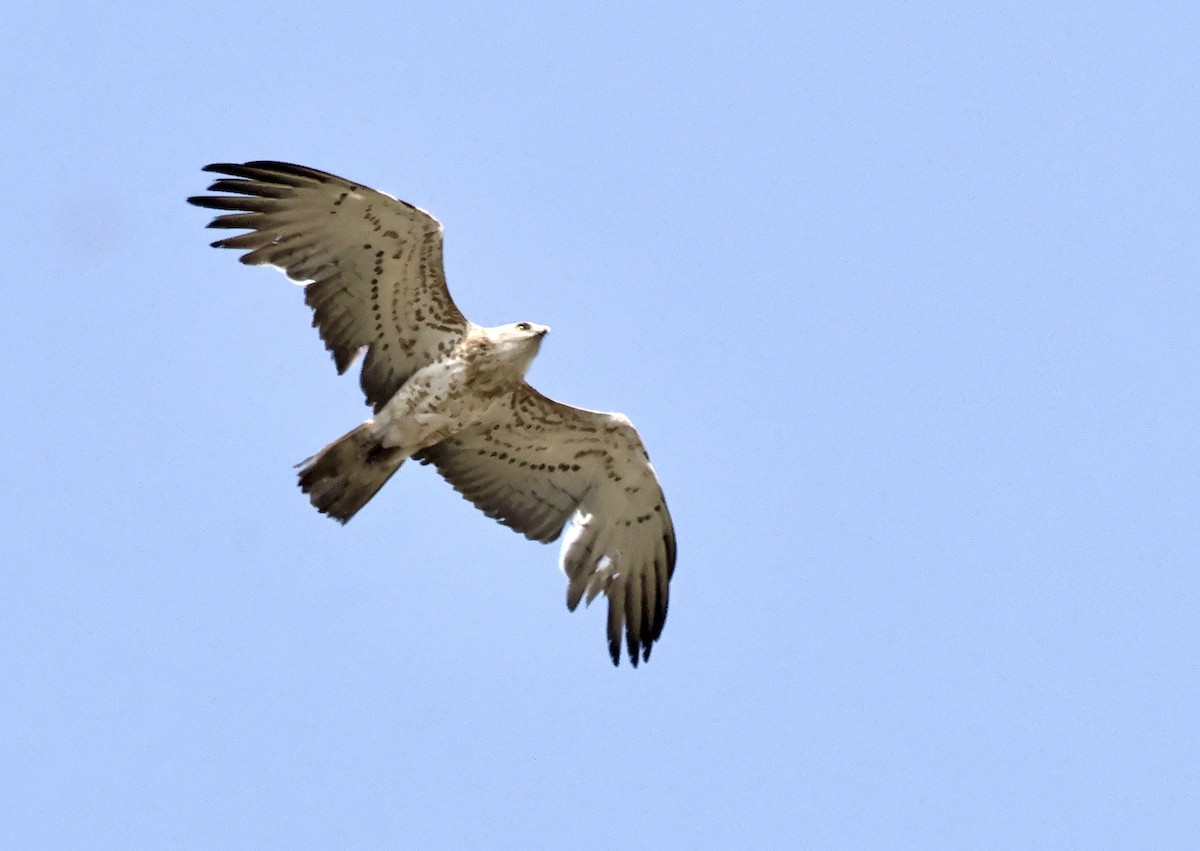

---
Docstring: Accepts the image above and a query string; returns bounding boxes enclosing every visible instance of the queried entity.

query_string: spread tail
[297,423,405,523]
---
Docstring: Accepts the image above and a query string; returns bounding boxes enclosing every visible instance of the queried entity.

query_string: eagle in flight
[189,161,676,666]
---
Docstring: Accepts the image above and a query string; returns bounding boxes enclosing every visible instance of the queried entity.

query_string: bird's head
[488,321,550,375]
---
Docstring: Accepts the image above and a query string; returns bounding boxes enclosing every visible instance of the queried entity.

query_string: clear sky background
[3,2,1198,848]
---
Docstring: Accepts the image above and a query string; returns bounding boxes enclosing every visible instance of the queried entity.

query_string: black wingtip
[200,162,270,179]
[244,160,334,182]
[196,161,322,188]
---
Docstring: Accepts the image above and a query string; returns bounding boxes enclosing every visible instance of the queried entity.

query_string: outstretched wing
[417,385,677,666]
[188,161,469,411]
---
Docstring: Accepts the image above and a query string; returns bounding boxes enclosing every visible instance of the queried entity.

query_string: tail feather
[297,424,405,523]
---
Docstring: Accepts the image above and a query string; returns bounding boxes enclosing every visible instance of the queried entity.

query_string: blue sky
[3,2,1198,847]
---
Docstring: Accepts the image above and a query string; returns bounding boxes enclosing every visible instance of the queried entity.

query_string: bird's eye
[516,322,531,331]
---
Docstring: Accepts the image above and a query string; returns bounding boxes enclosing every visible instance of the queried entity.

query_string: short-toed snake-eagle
[189,161,676,666]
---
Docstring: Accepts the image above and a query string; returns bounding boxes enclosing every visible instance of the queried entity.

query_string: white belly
[371,358,504,452]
